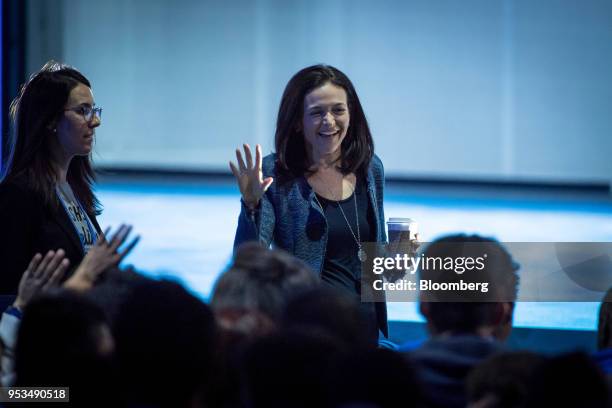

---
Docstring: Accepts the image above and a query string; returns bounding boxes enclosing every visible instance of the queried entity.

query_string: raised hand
[64,224,140,292]
[14,250,70,309]
[229,144,273,209]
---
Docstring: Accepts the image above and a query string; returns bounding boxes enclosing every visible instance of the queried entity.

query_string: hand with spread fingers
[389,231,421,255]
[229,143,274,209]
[385,233,422,283]
[13,250,70,310]
[404,234,421,258]
[64,224,140,292]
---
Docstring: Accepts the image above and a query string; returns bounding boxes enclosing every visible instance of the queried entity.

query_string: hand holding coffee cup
[387,217,419,247]
[385,218,420,282]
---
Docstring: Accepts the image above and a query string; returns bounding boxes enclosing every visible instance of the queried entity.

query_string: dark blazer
[0,181,102,296]
[234,153,389,337]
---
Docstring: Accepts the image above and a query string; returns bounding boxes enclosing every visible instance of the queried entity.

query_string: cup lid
[387,217,414,224]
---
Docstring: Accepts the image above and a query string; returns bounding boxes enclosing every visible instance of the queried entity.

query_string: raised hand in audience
[13,250,70,310]
[64,224,140,292]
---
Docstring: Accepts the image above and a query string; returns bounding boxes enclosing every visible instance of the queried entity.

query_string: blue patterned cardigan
[234,153,389,337]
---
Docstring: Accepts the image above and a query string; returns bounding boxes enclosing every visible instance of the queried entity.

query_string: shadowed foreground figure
[524,352,610,408]
[113,279,217,408]
[330,348,423,408]
[240,328,345,408]
[207,243,319,408]
[283,286,376,350]
[14,290,116,407]
[211,242,319,328]
[466,351,545,408]
[402,234,520,408]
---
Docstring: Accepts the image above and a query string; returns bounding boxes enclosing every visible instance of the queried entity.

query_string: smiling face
[55,83,100,159]
[301,82,350,164]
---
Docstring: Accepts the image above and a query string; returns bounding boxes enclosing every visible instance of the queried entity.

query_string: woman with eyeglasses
[0,61,137,301]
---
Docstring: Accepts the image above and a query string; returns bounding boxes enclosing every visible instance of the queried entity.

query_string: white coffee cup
[387,218,418,242]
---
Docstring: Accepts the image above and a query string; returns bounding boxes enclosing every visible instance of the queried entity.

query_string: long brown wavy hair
[2,61,101,215]
[274,64,374,180]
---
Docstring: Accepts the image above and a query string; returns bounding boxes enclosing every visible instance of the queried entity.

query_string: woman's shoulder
[262,153,277,175]
[367,154,384,181]
[0,180,35,199]
[263,153,291,184]
[370,154,384,171]
[0,180,41,213]
[261,153,306,195]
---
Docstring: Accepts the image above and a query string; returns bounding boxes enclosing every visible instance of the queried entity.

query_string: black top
[316,178,373,293]
[316,177,378,341]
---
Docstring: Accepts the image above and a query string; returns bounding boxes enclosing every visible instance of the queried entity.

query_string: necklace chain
[313,175,366,262]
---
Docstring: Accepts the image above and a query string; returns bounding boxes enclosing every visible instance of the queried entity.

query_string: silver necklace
[313,178,367,262]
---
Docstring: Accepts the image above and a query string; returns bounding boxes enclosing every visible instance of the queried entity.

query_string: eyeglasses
[64,105,103,122]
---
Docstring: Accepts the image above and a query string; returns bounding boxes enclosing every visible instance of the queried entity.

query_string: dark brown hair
[211,242,319,322]
[3,61,100,215]
[274,64,374,178]
[419,234,520,334]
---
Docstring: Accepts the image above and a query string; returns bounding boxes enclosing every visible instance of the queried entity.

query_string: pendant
[358,248,367,262]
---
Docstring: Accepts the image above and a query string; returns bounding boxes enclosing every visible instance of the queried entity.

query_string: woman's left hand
[407,233,420,257]
[384,234,421,282]
[64,224,140,291]
[388,233,420,257]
